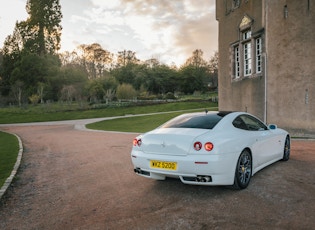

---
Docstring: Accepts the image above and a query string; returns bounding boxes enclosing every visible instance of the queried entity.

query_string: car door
[239,115,279,168]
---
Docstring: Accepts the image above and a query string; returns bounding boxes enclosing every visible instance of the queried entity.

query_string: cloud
[118,0,218,64]
[1,0,218,66]
[0,0,28,45]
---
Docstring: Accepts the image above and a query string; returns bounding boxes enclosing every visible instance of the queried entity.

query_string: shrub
[116,83,137,100]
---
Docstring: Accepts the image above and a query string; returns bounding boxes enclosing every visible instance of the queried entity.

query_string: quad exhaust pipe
[196,176,211,182]
[133,168,150,176]
[134,168,211,182]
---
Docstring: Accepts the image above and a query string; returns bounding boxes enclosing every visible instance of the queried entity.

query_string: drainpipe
[263,52,267,124]
[263,0,268,124]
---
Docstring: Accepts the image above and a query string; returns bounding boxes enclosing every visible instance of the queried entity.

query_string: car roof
[160,111,238,130]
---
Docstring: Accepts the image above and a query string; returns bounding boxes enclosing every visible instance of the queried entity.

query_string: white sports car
[131,111,290,189]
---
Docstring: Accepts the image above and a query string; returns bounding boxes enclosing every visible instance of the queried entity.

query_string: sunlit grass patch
[0,131,19,187]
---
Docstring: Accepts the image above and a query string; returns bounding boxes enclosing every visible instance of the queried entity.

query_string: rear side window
[232,116,248,130]
[233,115,268,131]
[161,113,224,129]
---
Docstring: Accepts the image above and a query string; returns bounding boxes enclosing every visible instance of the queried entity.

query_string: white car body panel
[131,111,289,186]
[141,128,209,156]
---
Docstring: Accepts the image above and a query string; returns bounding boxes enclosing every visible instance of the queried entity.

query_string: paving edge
[0,132,23,200]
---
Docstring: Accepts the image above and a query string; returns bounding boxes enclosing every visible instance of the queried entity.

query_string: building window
[256,37,262,73]
[244,42,252,76]
[231,29,263,80]
[243,30,251,40]
[284,5,288,18]
[243,30,252,76]
[235,46,240,78]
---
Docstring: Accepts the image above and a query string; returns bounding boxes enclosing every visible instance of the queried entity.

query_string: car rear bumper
[131,150,237,186]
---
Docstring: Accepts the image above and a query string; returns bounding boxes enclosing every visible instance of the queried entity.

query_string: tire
[282,136,290,161]
[233,149,252,190]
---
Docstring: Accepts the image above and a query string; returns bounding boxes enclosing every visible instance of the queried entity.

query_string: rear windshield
[161,112,225,129]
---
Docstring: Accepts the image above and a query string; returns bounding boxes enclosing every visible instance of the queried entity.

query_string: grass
[0,101,218,124]
[0,131,19,188]
[87,112,184,133]
[86,107,218,133]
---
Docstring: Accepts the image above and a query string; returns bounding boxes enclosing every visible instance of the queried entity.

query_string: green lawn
[86,107,218,133]
[87,112,184,133]
[0,131,19,188]
[0,101,218,124]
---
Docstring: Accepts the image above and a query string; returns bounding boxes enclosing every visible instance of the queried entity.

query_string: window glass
[241,115,267,131]
[243,30,251,40]
[244,42,252,75]
[161,113,226,130]
[233,115,267,131]
[232,116,248,130]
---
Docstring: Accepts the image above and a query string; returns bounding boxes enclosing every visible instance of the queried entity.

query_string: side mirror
[268,124,277,130]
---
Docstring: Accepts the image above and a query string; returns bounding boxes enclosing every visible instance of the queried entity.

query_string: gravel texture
[0,124,314,230]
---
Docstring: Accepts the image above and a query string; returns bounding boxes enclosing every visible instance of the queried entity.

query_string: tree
[179,65,205,94]
[144,58,160,68]
[183,49,208,68]
[60,85,76,104]
[59,50,82,67]
[37,82,45,103]
[86,79,104,103]
[179,49,213,94]
[11,80,24,106]
[0,24,25,96]
[0,0,62,102]
[21,0,63,55]
[77,43,113,79]
[104,89,115,104]
[116,50,139,67]
[10,53,61,99]
[144,64,179,95]
[208,51,219,89]
[111,63,139,87]
[85,76,118,103]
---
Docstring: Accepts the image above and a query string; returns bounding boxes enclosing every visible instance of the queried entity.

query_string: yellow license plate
[150,160,177,170]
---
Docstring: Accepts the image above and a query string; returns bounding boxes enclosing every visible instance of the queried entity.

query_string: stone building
[216,0,315,136]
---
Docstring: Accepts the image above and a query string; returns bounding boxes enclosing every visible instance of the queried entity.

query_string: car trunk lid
[140,128,209,156]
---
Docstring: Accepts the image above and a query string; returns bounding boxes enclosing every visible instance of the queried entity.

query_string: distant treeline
[0,0,218,106]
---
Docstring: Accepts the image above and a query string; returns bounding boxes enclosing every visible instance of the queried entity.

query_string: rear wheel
[282,136,290,161]
[233,149,252,190]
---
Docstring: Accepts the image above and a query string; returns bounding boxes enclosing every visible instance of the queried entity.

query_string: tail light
[204,142,214,151]
[193,142,202,151]
[193,141,214,152]
[133,138,142,147]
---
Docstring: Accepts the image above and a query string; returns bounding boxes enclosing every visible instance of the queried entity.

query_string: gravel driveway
[0,123,314,229]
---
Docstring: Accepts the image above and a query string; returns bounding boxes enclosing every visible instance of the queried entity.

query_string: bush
[29,94,40,105]
[164,92,176,100]
[116,83,137,100]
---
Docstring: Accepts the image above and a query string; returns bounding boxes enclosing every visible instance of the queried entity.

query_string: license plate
[150,160,177,170]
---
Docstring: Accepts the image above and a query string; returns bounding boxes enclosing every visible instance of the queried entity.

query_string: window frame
[243,41,252,76]
[234,46,240,78]
[231,30,263,81]
[256,37,262,73]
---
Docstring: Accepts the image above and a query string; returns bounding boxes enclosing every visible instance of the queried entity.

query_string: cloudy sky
[0,0,217,66]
